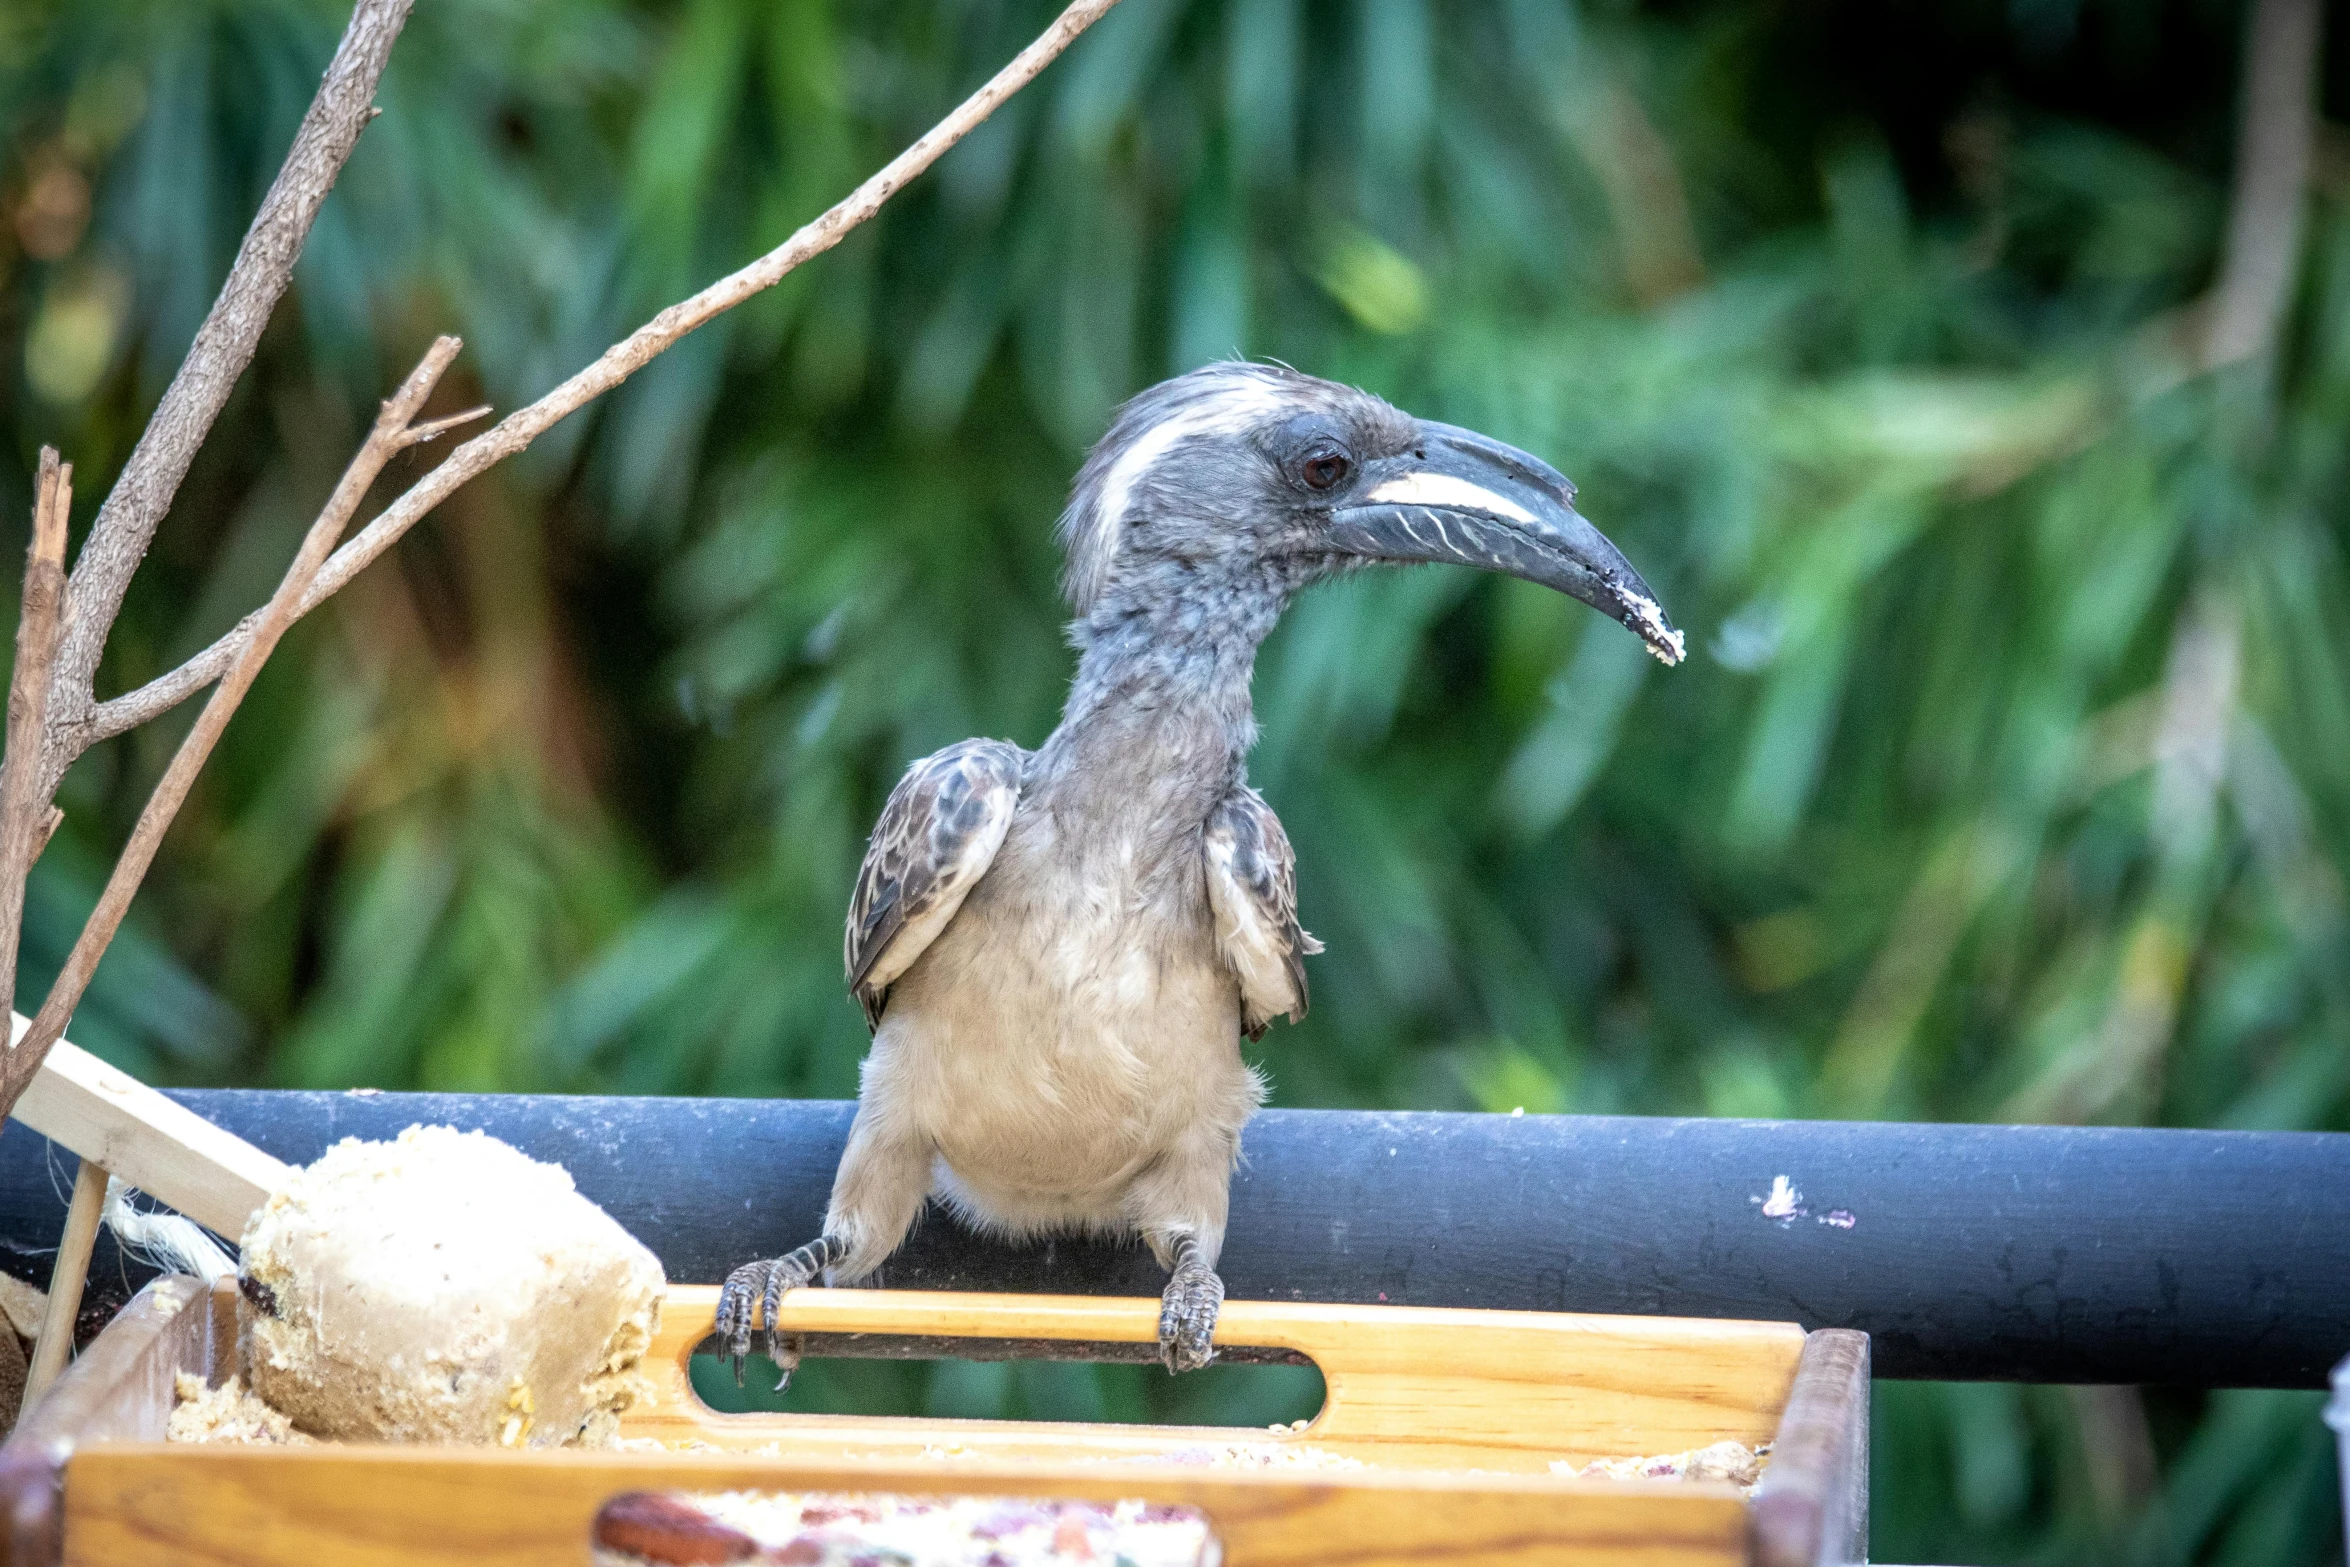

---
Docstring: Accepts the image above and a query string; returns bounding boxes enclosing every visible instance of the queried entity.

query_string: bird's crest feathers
[1057,362,1323,614]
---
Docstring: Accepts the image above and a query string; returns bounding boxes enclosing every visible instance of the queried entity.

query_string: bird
[717,361,1683,1379]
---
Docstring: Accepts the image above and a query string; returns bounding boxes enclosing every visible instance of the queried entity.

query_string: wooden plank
[0,1446,62,1567]
[7,1276,217,1455]
[64,1445,1752,1567]
[0,1276,218,1567]
[33,1279,1809,1566]
[624,1286,1806,1473]
[6,1279,1804,1476]
[1748,1330,1870,1567]
[6,1024,287,1241]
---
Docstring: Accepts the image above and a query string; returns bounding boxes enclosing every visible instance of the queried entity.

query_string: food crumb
[167,1373,312,1446]
[1758,1176,1803,1220]
[1553,1439,1766,1490]
[1148,1441,1365,1469]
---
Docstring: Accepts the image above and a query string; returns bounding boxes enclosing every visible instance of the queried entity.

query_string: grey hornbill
[718,363,1682,1379]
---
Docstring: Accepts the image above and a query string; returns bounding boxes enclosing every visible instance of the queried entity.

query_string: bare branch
[74,621,234,746]
[45,0,416,785]
[398,404,493,447]
[0,454,71,1010]
[0,340,463,1119]
[82,0,1124,750]
[2203,0,2322,368]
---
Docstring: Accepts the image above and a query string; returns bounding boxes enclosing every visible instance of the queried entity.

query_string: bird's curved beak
[1328,423,1684,665]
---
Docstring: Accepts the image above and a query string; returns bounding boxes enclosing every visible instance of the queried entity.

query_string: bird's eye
[1298,447,1352,492]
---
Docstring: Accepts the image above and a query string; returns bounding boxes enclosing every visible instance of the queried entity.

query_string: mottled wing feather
[846,739,1026,1031]
[1202,786,1323,1040]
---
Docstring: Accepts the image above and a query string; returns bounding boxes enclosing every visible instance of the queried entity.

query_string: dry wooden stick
[40,0,415,789]
[0,454,70,1002]
[80,0,1126,749]
[22,1156,106,1407]
[0,341,476,1113]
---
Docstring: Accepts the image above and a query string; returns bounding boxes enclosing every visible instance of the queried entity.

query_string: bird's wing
[1202,785,1324,1041]
[846,738,1026,1031]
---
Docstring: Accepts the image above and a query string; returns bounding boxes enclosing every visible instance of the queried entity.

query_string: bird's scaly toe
[717,1257,778,1386]
[1158,1265,1224,1375]
[761,1255,821,1390]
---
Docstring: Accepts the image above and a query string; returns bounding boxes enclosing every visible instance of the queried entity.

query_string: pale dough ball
[240,1125,666,1447]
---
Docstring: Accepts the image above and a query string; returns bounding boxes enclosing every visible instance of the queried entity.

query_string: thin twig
[0,340,463,1118]
[0,454,69,1012]
[399,404,492,446]
[80,0,1124,749]
[41,0,416,789]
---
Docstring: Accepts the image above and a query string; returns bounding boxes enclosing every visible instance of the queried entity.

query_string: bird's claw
[716,1258,764,1387]
[717,1253,819,1390]
[1158,1262,1224,1374]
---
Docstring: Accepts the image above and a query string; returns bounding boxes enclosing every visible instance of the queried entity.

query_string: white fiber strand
[102,1178,234,1285]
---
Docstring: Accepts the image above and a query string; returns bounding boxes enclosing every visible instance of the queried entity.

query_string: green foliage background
[1,0,2346,1559]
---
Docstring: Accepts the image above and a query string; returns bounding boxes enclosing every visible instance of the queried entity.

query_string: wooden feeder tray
[0,1276,1867,1566]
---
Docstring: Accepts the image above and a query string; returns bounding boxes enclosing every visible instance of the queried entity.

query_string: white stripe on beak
[1363,471,1538,524]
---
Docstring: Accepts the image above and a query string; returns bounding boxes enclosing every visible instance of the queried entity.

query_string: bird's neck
[1039,571,1293,811]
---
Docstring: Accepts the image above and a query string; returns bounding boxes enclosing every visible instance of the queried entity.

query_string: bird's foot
[1158,1261,1225,1374]
[716,1236,842,1390]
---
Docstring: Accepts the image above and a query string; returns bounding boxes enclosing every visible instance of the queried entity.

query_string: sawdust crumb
[167,1373,312,1446]
[1141,1441,1365,1469]
[1553,1439,1767,1490]
[0,1275,44,1341]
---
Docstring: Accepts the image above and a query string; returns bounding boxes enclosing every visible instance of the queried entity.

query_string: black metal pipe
[0,1092,2339,1388]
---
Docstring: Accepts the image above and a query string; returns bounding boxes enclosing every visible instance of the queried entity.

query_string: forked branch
[81,0,1126,749]
[45,0,416,788]
[0,341,477,1113]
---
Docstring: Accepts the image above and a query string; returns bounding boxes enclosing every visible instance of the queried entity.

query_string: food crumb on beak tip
[1621,599,1686,666]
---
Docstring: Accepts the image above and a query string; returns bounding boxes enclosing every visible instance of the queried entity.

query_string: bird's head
[1058,362,1683,664]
